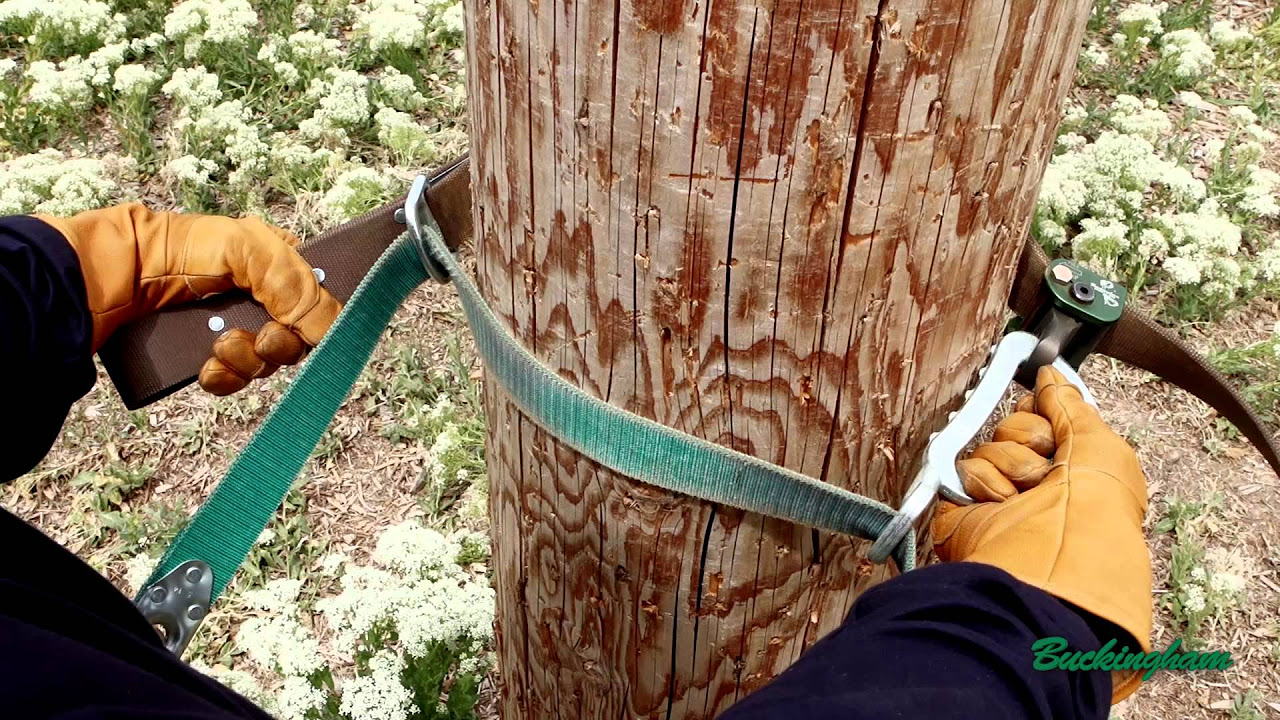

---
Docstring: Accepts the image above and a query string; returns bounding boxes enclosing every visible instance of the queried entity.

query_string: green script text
[1032,637,1232,681]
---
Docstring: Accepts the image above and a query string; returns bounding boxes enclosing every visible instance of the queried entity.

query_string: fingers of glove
[993,411,1056,457]
[288,287,342,347]
[1014,394,1036,414]
[199,357,249,396]
[185,216,343,346]
[931,501,1001,561]
[259,218,301,247]
[968,441,1053,491]
[254,320,308,366]
[232,217,341,345]
[1034,366,1145,496]
[211,328,280,381]
[957,457,1018,502]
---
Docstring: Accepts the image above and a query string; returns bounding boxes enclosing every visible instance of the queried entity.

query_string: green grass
[1210,336,1280,422]
[1229,690,1266,720]
[1162,0,1215,33]
[69,463,154,512]
[61,463,188,570]
[353,331,488,523]
[236,484,326,594]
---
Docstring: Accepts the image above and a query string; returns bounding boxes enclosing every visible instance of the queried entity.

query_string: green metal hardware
[1014,259,1128,389]
[1043,259,1127,326]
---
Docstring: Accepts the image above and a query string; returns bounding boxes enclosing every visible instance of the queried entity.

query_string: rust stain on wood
[705,0,745,156]
[633,0,685,34]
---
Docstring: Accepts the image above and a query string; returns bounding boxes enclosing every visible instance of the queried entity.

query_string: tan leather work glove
[36,203,341,396]
[932,365,1151,702]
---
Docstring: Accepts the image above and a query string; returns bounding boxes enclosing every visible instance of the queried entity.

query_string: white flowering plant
[257,29,343,88]
[418,396,487,520]
[164,154,218,209]
[1155,494,1247,641]
[376,108,439,166]
[1077,2,1261,102]
[0,0,125,60]
[1204,119,1280,220]
[268,134,339,196]
[350,339,488,522]
[162,0,262,77]
[319,165,400,222]
[374,66,429,112]
[1040,16,1280,322]
[200,521,494,720]
[2,57,100,149]
[0,150,125,216]
[0,0,466,231]
[351,0,464,76]
[299,68,375,145]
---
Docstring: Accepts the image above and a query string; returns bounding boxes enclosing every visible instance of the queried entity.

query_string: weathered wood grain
[462,1,1091,717]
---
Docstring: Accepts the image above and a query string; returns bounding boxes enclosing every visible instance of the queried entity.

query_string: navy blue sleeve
[0,215,96,482]
[723,562,1113,720]
[0,496,274,718]
[0,216,273,717]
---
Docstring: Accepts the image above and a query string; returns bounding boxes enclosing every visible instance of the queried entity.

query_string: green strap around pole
[143,214,914,609]
[419,221,916,572]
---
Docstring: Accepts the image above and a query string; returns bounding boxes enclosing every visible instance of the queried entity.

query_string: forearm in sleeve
[722,562,1114,720]
[0,215,96,482]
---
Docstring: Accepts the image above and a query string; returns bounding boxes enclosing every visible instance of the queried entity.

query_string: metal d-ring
[403,174,451,284]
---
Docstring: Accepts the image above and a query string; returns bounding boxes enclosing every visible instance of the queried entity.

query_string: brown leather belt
[98,155,1280,478]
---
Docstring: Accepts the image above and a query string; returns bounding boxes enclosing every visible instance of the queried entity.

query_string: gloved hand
[932,365,1151,702]
[36,203,341,396]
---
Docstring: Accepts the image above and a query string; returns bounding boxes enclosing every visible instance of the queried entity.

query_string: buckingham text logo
[1032,636,1233,681]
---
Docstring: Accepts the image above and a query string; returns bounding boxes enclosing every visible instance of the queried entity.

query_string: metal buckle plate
[135,560,213,656]
[1017,259,1128,388]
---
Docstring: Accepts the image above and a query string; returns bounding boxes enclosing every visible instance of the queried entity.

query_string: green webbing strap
[139,237,431,606]
[415,219,916,573]
[140,205,915,654]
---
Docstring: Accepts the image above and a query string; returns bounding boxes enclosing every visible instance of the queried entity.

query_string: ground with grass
[2,1,1279,719]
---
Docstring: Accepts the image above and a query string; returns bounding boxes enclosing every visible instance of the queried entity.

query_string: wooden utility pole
[462,1,1090,717]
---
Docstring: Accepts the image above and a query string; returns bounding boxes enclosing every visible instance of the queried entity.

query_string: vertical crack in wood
[721,8,762,455]
[796,0,851,481]
[679,0,715,440]
[818,0,892,487]
[730,5,789,707]
[893,0,976,432]
[672,506,719,720]
[765,0,806,481]
[671,9,766,714]
[722,5,768,711]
